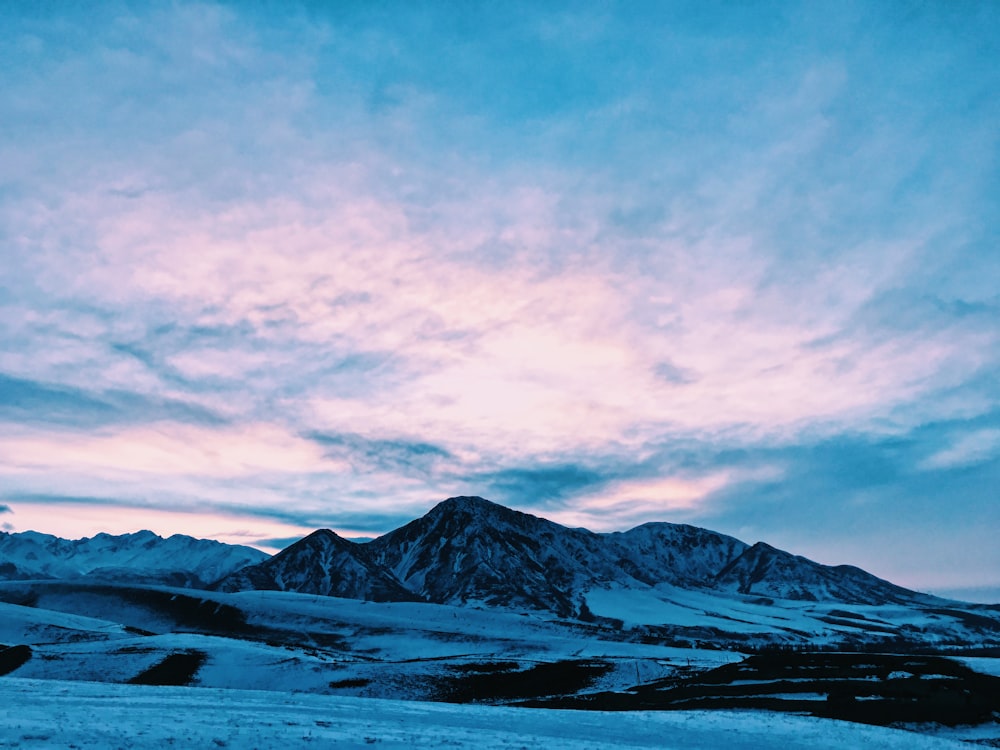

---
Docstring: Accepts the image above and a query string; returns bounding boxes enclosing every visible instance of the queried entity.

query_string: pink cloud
[13,157,991,470]
[546,464,785,532]
[0,423,342,478]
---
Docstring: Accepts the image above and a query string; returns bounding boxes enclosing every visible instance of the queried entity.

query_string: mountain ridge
[216,496,937,616]
[216,528,419,602]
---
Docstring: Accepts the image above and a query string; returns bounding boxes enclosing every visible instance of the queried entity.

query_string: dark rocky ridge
[712,541,920,605]
[217,529,419,602]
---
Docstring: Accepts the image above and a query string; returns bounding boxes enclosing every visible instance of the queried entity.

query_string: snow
[585,584,798,632]
[0,677,969,749]
[0,585,745,701]
[0,530,266,584]
[5,582,998,705]
[0,601,129,644]
[579,582,995,648]
[1,583,997,748]
[955,656,1000,677]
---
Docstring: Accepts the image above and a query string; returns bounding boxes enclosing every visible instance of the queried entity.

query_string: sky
[0,1,997,599]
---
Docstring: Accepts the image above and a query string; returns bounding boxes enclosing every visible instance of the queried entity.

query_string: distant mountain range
[0,497,939,618]
[216,496,929,616]
[0,529,267,588]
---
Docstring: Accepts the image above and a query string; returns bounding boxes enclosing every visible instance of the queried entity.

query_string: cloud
[688,422,1000,587]
[652,360,697,385]
[0,493,120,508]
[0,504,11,514]
[251,536,303,551]
[922,428,1000,471]
[0,372,226,428]
[0,1,996,590]
[0,499,312,547]
[472,464,609,508]
[3,15,993,459]
[0,423,340,478]
[0,491,419,541]
[306,431,453,476]
[0,373,116,424]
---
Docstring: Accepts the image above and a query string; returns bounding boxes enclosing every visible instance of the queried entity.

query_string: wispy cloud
[306,431,452,476]
[472,464,609,509]
[922,428,1000,471]
[0,372,225,428]
[0,423,340,478]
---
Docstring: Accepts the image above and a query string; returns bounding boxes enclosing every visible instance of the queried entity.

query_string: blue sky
[0,1,997,598]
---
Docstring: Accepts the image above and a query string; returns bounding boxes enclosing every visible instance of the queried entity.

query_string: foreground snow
[0,677,966,749]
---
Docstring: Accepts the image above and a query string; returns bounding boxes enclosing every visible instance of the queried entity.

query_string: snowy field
[0,677,969,749]
[2,582,998,747]
[0,586,742,699]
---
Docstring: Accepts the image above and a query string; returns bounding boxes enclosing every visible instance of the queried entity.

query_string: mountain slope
[607,522,749,587]
[0,530,268,588]
[215,529,419,602]
[712,542,927,605]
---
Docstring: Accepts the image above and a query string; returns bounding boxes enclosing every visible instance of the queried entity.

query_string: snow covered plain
[2,581,998,747]
[0,677,969,749]
[0,583,742,698]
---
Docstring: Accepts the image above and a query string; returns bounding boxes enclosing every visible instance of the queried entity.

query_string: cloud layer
[0,2,997,590]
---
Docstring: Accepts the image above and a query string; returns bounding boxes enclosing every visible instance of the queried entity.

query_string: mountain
[218,496,932,618]
[0,529,268,588]
[712,542,923,605]
[215,529,418,602]
[366,496,620,616]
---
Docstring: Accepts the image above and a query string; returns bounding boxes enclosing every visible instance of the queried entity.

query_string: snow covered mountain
[0,529,268,588]
[217,496,934,615]
[606,522,749,587]
[216,529,418,601]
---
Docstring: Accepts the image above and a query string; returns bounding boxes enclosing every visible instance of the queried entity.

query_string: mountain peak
[365,496,632,617]
[301,528,347,543]
[429,496,498,514]
[423,496,546,529]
